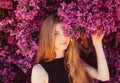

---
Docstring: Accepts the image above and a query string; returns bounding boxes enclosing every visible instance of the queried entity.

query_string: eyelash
[54,32,59,35]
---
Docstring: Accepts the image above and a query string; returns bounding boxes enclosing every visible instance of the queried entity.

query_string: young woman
[31,14,110,83]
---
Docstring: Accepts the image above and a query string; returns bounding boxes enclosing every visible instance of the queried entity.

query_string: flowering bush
[103,32,120,82]
[0,0,119,83]
[58,0,120,39]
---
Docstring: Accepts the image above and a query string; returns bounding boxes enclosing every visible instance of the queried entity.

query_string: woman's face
[54,23,70,51]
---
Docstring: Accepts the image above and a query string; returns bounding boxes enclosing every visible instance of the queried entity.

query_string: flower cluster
[0,0,13,9]
[116,30,120,42]
[58,0,120,39]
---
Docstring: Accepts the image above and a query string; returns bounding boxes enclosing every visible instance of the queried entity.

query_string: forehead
[55,23,63,32]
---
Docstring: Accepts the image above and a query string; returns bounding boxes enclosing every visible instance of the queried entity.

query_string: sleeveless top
[40,58,69,83]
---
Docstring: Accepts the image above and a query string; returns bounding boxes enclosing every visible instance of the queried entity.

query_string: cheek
[54,38,60,47]
[55,36,60,43]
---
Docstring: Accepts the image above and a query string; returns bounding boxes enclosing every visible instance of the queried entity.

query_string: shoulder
[32,64,48,76]
[31,64,48,83]
[32,64,46,72]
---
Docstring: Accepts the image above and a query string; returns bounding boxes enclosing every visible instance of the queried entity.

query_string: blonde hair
[36,14,58,62]
[36,14,94,83]
[65,39,94,83]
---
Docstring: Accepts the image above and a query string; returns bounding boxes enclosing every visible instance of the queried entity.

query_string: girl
[31,14,110,83]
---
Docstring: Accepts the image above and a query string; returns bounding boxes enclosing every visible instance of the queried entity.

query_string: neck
[55,49,65,59]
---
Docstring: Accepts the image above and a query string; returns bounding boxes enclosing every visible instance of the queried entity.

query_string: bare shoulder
[32,64,46,72]
[31,64,48,83]
[32,64,48,76]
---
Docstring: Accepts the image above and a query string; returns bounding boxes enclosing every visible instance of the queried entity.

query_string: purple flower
[7,36,15,45]
[0,0,13,9]
[116,31,120,42]
[116,7,120,21]
[58,0,119,39]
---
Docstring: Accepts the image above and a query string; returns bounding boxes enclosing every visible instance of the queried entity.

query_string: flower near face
[58,0,120,39]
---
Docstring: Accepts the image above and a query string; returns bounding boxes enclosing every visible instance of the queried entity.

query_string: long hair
[36,14,59,62]
[36,14,94,83]
[65,39,94,83]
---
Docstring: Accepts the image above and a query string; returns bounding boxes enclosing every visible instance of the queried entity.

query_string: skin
[31,23,110,83]
[54,23,70,59]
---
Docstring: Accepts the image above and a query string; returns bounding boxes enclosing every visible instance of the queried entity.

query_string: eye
[54,32,59,35]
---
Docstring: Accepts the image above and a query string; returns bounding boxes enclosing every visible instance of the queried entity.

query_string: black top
[40,58,69,83]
